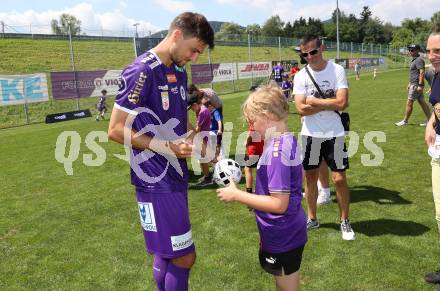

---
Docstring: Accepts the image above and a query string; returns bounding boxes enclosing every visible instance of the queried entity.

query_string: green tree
[364,18,387,43]
[245,24,261,36]
[431,11,440,30]
[262,15,284,37]
[50,13,81,35]
[283,22,294,38]
[360,6,372,24]
[391,28,414,48]
[215,22,244,40]
[392,17,432,47]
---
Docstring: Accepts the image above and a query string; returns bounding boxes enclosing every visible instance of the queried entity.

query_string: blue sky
[0,0,438,36]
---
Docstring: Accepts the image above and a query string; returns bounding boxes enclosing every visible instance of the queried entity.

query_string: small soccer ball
[213,158,242,187]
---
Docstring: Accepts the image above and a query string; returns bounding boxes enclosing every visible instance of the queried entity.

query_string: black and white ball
[213,158,242,187]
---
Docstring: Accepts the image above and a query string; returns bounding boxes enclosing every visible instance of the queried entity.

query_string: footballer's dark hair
[299,35,322,47]
[169,12,215,49]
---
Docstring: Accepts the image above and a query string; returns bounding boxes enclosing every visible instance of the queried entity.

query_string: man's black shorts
[259,245,305,276]
[301,135,349,171]
[244,154,261,168]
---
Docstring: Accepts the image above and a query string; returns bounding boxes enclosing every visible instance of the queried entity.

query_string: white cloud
[369,0,438,25]
[216,0,272,9]
[153,0,195,13]
[0,2,160,36]
[119,1,128,8]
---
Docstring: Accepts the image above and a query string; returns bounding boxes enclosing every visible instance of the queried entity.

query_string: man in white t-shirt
[293,34,355,241]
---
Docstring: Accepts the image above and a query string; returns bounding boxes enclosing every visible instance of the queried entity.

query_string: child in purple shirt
[217,85,307,291]
[188,95,214,186]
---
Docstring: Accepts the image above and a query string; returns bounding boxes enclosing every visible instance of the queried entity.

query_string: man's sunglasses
[300,48,319,58]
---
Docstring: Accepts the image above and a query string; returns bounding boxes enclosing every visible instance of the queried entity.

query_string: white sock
[321,187,330,196]
[317,180,323,191]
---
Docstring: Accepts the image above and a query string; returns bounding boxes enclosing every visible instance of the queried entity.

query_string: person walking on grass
[96,89,108,121]
[395,44,431,127]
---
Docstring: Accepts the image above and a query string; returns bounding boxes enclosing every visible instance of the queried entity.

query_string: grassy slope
[1,68,439,290]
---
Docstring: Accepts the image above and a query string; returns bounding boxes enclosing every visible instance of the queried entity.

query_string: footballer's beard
[171,53,189,68]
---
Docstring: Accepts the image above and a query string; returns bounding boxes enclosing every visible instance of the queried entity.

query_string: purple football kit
[281,80,292,99]
[272,65,284,84]
[97,96,107,111]
[114,50,195,259]
[255,133,307,253]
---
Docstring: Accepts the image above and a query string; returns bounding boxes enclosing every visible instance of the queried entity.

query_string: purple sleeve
[267,147,291,194]
[114,63,150,114]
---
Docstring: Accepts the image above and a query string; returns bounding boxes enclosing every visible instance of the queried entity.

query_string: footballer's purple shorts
[136,189,195,259]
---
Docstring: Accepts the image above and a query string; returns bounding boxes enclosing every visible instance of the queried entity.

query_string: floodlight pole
[248,32,253,87]
[133,23,139,57]
[336,0,340,59]
[68,22,80,110]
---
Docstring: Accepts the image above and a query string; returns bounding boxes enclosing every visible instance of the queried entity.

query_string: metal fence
[0,32,407,129]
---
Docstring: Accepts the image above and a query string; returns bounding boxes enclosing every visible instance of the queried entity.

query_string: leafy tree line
[51,9,440,48]
[216,7,440,47]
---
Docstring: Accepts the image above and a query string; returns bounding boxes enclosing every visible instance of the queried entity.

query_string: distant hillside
[150,21,227,38]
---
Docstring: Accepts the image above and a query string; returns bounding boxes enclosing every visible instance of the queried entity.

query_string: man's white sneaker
[317,191,331,205]
[340,219,356,241]
[420,122,427,127]
[395,120,408,126]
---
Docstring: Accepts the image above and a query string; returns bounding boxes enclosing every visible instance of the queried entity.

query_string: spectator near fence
[107,12,214,291]
[395,44,431,127]
[270,62,285,86]
[354,61,361,80]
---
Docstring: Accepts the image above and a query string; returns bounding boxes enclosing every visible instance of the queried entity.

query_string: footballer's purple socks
[153,256,168,291]
[165,263,190,291]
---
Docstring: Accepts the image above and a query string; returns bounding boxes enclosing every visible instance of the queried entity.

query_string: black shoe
[195,177,213,187]
[425,269,440,284]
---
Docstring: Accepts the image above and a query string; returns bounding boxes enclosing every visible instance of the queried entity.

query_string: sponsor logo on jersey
[171,230,193,251]
[140,54,155,64]
[179,85,186,101]
[128,71,147,104]
[161,91,170,110]
[138,202,157,232]
[166,74,177,83]
[170,86,178,94]
[118,76,127,92]
[149,61,160,70]
[158,85,168,91]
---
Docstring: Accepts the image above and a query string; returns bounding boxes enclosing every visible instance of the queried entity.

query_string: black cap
[407,44,421,50]
[187,95,200,110]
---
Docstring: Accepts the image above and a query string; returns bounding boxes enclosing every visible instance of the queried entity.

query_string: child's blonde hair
[242,84,289,123]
